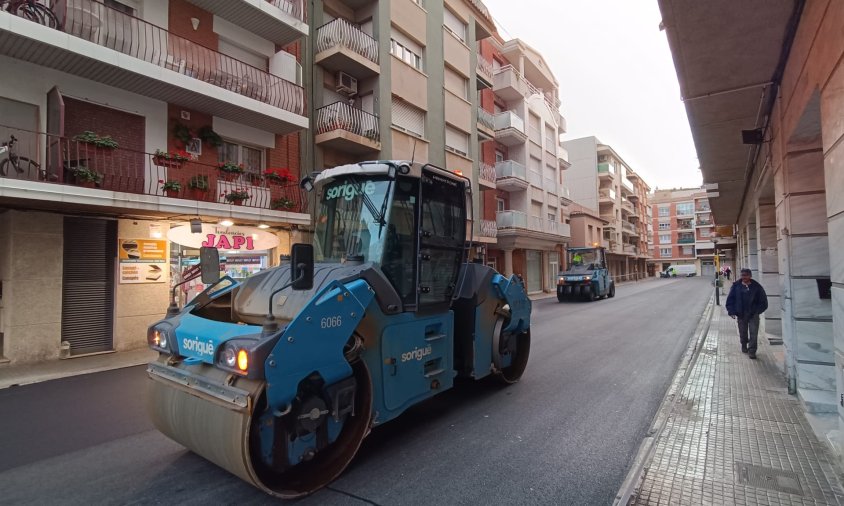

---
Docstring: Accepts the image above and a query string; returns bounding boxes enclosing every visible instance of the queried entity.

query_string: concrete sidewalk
[0,348,156,389]
[626,305,844,505]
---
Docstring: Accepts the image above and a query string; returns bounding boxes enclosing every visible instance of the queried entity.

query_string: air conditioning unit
[598,155,608,162]
[335,72,358,97]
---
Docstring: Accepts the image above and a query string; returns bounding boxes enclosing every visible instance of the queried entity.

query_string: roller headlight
[583,276,592,281]
[222,345,238,368]
[147,325,174,353]
[217,342,251,375]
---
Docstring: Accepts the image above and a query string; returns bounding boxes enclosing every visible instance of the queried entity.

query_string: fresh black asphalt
[0,277,712,505]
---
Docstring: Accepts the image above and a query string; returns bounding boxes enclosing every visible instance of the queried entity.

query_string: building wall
[561,137,599,211]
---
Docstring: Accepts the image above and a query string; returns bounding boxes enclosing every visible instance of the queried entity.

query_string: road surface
[0,277,712,505]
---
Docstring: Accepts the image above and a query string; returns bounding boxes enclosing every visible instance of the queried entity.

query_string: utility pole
[713,236,721,305]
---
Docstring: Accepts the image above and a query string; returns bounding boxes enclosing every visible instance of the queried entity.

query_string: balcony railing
[479,162,496,184]
[267,0,306,21]
[599,188,616,200]
[621,221,636,233]
[696,204,711,212]
[16,0,306,115]
[479,219,498,238]
[478,107,495,131]
[497,210,528,229]
[315,102,379,142]
[496,211,568,236]
[495,160,527,181]
[493,111,525,132]
[678,237,696,244]
[315,18,379,65]
[477,55,494,82]
[0,125,307,213]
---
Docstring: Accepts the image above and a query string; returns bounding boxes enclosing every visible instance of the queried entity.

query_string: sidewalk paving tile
[633,306,844,505]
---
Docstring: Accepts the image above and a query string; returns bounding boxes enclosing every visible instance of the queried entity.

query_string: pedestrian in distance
[725,266,732,280]
[725,268,768,359]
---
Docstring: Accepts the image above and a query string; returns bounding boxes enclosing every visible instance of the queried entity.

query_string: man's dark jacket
[725,279,768,317]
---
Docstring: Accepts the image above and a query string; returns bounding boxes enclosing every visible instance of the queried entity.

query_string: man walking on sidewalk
[725,268,768,359]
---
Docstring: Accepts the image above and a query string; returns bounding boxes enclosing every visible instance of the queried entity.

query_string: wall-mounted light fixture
[190,218,202,234]
[190,17,200,31]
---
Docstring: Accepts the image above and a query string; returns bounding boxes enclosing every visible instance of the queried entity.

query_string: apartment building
[648,188,735,277]
[0,0,310,364]
[562,136,651,280]
[306,0,570,295]
[567,203,608,255]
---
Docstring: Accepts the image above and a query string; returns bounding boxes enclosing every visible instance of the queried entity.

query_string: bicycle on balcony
[0,135,43,179]
[2,0,61,28]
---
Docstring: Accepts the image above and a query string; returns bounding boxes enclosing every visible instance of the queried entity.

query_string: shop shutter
[61,218,116,355]
[445,125,468,156]
[392,98,425,137]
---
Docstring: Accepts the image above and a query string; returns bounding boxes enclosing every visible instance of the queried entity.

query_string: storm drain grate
[735,462,804,496]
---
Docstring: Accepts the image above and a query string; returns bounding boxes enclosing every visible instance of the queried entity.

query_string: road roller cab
[556,247,615,301]
[146,161,532,498]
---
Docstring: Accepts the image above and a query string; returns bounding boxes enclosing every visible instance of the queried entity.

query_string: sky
[483,0,702,190]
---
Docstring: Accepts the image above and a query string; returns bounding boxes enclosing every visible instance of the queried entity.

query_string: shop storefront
[526,250,542,294]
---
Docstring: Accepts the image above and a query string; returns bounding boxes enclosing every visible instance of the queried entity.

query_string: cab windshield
[313,175,393,263]
[568,249,599,271]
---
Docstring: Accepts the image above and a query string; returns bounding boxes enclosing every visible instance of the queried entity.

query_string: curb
[0,351,156,390]
[613,294,716,506]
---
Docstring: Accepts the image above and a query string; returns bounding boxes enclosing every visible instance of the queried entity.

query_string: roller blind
[443,8,466,42]
[392,98,425,137]
[445,125,468,155]
[444,67,467,99]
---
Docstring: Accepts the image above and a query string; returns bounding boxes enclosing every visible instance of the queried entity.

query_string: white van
[662,264,697,277]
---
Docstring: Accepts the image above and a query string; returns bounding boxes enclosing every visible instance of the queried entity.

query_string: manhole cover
[735,462,803,495]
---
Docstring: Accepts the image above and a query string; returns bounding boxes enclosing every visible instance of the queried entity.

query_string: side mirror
[290,243,314,290]
[199,246,221,284]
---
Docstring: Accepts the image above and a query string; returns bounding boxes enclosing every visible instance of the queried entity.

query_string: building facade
[649,188,733,277]
[0,0,310,364]
[658,0,844,440]
[562,136,651,280]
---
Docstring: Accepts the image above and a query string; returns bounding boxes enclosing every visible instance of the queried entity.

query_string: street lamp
[711,233,721,305]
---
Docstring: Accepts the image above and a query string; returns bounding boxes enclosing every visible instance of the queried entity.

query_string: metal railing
[268,0,305,21]
[678,237,696,244]
[16,0,306,115]
[479,219,498,238]
[315,18,379,65]
[315,102,380,142]
[477,55,493,81]
[479,162,496,184]
[621,221,636,233]
[495,160,527,181]
[477,107,495,131]
[0,124,307,213]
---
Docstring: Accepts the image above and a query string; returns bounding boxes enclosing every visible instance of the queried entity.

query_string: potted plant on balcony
[73,131,120,150]
[263,168,295,186]
[218,161,245,182]
[70,166,102,188]
[198,125,223,148]
[160,179,181,198]
[223,188,250,206]
[187,175,210,200]
[153,149,190,169]
[271,197,296,211]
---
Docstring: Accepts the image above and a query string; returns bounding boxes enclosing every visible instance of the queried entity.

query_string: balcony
[494,111,528,146]
[314,18,380,77]
[315,102,380,153]
[496,211,570,238]
[478,219,498,239]
[0,125,309,221]
[477,54,493,89]
[677,219,695,231]
[621,199,634,214]
[623,244,637,255]
[678,236,696,244]
[597,163,615,179]
[184,0,307,46]
[621,221,638,236]
[478,162,496,190]
[477,107,495,140]
[559,186,573,206]
[495,160,528,191]
[620,177,634,195]
[599,188,617,203]
[696,203,711,213]
[493,65,530,101]
[0,1,307,134]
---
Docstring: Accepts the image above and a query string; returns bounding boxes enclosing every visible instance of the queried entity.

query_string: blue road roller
[146,161,532,498]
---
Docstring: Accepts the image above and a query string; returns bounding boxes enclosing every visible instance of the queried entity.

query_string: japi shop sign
[118,238,167,284]
[168,224,280,251]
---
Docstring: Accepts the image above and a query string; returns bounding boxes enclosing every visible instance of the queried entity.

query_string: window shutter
[444,67,467,99]
[392,98,425,137]
[445,125,468,155]
[443,8,466,41]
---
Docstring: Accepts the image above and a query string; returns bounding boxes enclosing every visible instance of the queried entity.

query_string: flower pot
[165,189,180,198]
[219,172,240,182]
[189,188,208,201]
[154,156,182,169]
[230,200,245,206]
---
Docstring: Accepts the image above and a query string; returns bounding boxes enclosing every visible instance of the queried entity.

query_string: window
[219,140,264,175]
[444,67,468,100]
[658,205,670,217]
[443,8,466,42]
[682,246,693,255]
[699,228,710,237]
[445,125,469,156]
[658,222,671,230]
[105,0,136,14]
[218,39,268,71]
[676,202,694,215]
[496,198,506,212]
[545,125,556,152]
[391,30,423,71]
[548,207,557,221]
[495,151,505,163]
[392,98,425,137]
[660,248,671,257]
[528,112,541,144]
[659,234,671,244]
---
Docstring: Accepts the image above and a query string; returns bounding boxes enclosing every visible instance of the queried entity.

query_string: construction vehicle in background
[146,161,532,498]
[556,246,615,301]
